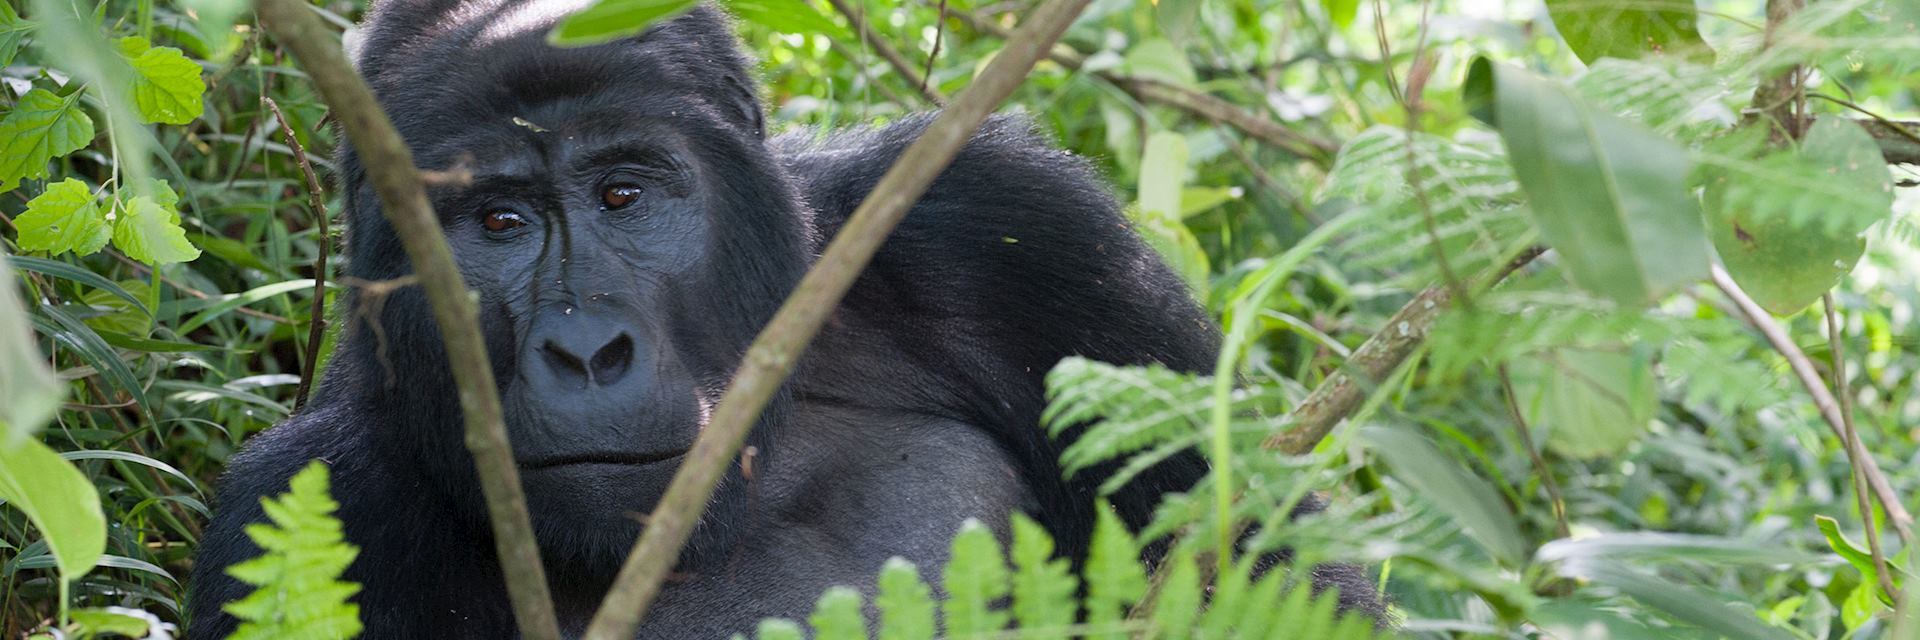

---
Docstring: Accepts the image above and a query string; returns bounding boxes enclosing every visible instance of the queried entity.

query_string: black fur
[187,3,1382,637]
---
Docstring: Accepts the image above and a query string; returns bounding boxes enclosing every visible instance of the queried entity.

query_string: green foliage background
[2,0,1919,637]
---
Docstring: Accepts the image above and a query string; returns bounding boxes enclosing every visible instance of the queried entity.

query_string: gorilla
[188,1,1382,637]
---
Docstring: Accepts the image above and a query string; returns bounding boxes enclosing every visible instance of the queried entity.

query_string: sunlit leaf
[1009,513,1077,630]
[117,37,207,125]
[807,587,866,640]
[549,0,698,47]
[111,195,201,265]
[14,179,109,256]
[1544,0,1708,63]
[0,88,95,194]
[0,256,62,444]
[0,437,106,588]
[874,558,933,640]
[941,519,1009,635]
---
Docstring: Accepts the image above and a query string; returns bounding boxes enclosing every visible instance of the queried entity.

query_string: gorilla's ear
[720,68,767,139]
[678,4,766,138]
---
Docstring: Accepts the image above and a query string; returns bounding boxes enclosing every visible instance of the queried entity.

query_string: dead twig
[263,97,332,412]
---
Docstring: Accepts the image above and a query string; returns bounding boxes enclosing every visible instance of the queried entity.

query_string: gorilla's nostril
[541,340,590,385]
[589,334,635,384]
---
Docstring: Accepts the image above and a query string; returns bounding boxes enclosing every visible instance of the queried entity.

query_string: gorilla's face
[339,8,807,572]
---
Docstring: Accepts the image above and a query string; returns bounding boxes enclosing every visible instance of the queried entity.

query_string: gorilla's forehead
[420,106,696,176]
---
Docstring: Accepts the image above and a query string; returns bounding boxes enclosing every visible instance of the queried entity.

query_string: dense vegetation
[2,0,1917,637]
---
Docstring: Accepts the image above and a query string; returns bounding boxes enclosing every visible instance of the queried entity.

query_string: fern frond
[1009,514,1078,631]
[942,519,1011,635]
[1044,357,1289,480]
[1320,126,1533,286]
[1571,58,1734,142]
[874,558,935,640]
[221,462,362,640]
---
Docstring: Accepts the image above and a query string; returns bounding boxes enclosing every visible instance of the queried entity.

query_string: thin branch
[921,0,947,99]
[1825,293,1899,601]
[1264,246,1546,455]
[252,2,563,639]
[263,97,332,413]
[1499,365,1571,540]
[948,7,1338,163]
[1709,265,1914,542]
[578,1,1093,636]
[824,0,946,106]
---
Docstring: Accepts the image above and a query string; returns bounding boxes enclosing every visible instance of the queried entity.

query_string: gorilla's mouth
[517,450,687,470]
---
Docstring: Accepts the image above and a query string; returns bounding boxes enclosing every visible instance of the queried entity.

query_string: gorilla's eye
[482,210,528,233]
[601,184,643,210]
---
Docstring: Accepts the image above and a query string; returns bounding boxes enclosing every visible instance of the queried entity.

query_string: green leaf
[549,0,698,47]
[0,1,29,69]
[1321,0,1360,30]
[941,519,1010,635]
[1120,38,1196,87]
[1544,0,1708,63]
[1466,59,1707,306]
[0,89,96,194]
[116,37,207,125]
[1705,119,1892,314]
[67,607,155,638]
[1,256,63,442]
[1554,558,1794,640]
[722,0,850,40]
[111,195,201,265]
[1085,504,1146,634]
[874,558,934,640]
[808,587,867,640]
[223,462,363,640]
[1009,513,1078,630]
[1816,515,1905,604]
[14,180,109,257]
[1363,425,1526,566]
[754,619,803,640]
[79,280,154,337]
[1510,346,1656,458]
[0,438,106,588]
[1148,550,1201,639]
[1134,132,1208,291]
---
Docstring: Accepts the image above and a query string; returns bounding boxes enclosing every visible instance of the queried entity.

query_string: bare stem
[1710,265,1914,542]
[252,2,562,638]
[1498,365,1571,540]
[263,97,332,413]
[824,0,946,106]
[1824,293,1900,601]
[578,1,1093,637]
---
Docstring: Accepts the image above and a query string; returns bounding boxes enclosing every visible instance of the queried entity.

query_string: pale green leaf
[1120,38,1196,87]
[1147,550,1200,639]
[1510,346,1656,458]
[548,0,698,47]
[0,1,28,69]
[0,438,106,586]
[1085,504,1146,633]
[754,619,803,640]
[874,558,934,640]
[111,195,201,265]
[118,37,207,125]
[14,179,109,256]
[1467,59,1707,306]
[808,587,867,640]
[941,519,1010,635]
[0,255,63,444]
[1544,0,1709,63]
[0,89,95,194]
[1363,425,1526,566]
[223,462,362,640]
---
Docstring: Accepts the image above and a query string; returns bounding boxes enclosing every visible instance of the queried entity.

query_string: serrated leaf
[874,558,933,640]
[0,89,96,194]
[1085,504,1146,634]
[112,195,201,265]
[1466,59,1707,306]
[117,37,207,125]
[1544,0,1709,63]
[14,179,109,256]
[0,438,106,588]
[808,587,867,640]
[1706,119,1891,314]
[1009,514,1078,630]
[548,0,698,47]
[941,519,1010,635]
[1510,346,1656,458]
[0,257,63,443]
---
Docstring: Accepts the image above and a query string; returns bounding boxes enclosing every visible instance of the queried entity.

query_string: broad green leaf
[117,37,207,125]
[14,179,109,256]
[755,619,803,640]
[1154,0,1200,41]
[67,608,155,638]
[941,519,1009,635]
[549,0,698,47]
[1816,515,1905,604]
[0,256,62,443]
[1466,59,1707,306]
[0,89,96,194]
[1134,132,1208,291]
[1321,0,1360,30]
[1706,119,1892,314]
[1554,558,1794,640]
[1363,425,1526,566]
[807,587,866,640]
[1009,513,1077,630]
[723,0,849,40]
[0,1,29,69]
[874,558,933,640]
[1120,38,1196,87]
[1510,346,1656,458]
[79,280,154,337]
[1544,0,1708,63]
[0,438,106,587]
[1085,504,1146,633]
[112,195,201,265]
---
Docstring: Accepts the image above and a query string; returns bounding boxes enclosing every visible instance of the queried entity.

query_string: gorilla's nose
[533,321,638,389]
